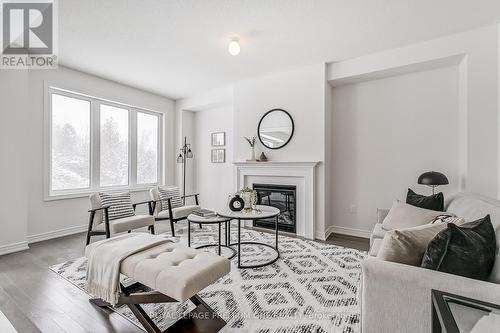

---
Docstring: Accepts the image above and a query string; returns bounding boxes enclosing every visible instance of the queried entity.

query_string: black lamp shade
[418,171,449,186]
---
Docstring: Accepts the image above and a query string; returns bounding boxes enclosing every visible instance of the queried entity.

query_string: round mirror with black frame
[257,109,294,150]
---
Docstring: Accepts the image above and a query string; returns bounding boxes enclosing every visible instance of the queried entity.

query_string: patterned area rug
[50,222,366,332]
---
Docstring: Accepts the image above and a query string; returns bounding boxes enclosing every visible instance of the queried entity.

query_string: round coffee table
[219,205,280,268]
[187,214,236,259]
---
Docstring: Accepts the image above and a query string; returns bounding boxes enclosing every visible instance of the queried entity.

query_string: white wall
[233,64,328,239]
[331,66,460,233]
[175,65,329,239]
[174,86,233,193]
[233,64,325,163]
[4,66,176,246]
[327,24,500,200]
[0,71,30,254]
[324,70,334,238]
[193,106,234,211]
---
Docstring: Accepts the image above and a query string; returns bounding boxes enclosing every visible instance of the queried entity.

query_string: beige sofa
[361,192,500,333]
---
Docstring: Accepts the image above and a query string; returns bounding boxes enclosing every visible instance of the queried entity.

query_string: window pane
[100,104,129,186]
[51,93,91,191]
[137,112,159,184]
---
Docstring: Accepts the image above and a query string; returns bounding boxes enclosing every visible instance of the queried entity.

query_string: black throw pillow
[406,188,444,211]
[421,215,496,281]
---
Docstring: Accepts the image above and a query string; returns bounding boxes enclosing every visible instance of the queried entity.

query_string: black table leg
[188,220,191,247]
[218,223,221,255]
[237,219,241,268]
[225,221,229,246]
[275,215,279,249]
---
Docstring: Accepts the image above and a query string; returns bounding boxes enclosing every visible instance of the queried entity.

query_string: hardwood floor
[326,233,370,252]
[0,227,369,333]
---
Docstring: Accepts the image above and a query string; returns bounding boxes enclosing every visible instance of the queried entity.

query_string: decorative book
[192,209,217,218]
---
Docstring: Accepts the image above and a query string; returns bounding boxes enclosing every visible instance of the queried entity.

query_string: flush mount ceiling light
[228,38,240,56]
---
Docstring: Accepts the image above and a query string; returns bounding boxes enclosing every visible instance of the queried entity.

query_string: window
[100,104,129,187]
[51,93,91,191]
[137,112,159,184]
[47,87,162,198]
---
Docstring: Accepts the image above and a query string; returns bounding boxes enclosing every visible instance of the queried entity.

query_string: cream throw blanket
[85,233,171,306]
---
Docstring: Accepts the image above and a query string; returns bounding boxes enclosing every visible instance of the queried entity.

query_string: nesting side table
[187,214,236,259]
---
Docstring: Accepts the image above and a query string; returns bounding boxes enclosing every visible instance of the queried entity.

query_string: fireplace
[253,183,296,233]
[234,161,318,239]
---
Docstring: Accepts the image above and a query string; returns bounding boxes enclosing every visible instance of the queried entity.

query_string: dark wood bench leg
[149,225,155,234]
[127,303,162,333]
[90,289,225,333]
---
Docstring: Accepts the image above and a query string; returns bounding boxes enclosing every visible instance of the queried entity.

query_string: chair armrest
[88,206,110,213]
[132,200,154,214]
[181,193,199,199]
[181,193,199,205]
[361,257,500,333]
[133,200,154,206]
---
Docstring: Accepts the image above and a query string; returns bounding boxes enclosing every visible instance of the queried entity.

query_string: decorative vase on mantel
[250,146,256,161]
[244,136,257,162]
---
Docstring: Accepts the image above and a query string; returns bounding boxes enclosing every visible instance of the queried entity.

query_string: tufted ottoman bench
[88,240,231,333]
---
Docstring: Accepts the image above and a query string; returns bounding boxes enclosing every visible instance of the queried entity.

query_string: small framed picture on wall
[211,132,225,146]
[211,149,225,163]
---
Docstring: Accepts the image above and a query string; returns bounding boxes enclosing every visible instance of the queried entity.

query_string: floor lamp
[176,136,194,204]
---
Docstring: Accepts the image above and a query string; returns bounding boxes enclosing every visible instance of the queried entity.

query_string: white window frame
[44,85,163,200]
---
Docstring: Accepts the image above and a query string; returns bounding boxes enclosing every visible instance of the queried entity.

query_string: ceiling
[59,0,500,100]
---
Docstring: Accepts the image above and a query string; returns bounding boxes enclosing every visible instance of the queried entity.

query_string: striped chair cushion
[158,186,182,211]
[99,192,135,221]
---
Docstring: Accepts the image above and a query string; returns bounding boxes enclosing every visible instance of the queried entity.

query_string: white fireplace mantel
[233,161,319,239]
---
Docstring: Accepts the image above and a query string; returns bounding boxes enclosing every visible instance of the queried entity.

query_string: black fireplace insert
[253,183,296,233]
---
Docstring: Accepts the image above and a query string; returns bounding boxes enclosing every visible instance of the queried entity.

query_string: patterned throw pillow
[430,215,464,225]
[99,192,135,221]
[158,186,182,211]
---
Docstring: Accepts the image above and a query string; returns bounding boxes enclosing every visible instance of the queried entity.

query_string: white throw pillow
[382,201,449,230]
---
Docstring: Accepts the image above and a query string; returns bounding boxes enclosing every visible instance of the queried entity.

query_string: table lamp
[418,171,449,194]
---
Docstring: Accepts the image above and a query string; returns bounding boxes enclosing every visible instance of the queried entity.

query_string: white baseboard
[314,231,327,241]
[27,224,87,244]
[0,241,29,256]
[328,225,371,239]
[0,225,87,256]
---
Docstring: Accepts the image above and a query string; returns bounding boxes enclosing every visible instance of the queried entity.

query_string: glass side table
[431,289,500,333]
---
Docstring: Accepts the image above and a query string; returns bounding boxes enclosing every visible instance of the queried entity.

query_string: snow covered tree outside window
[48,88,162,196]
[51,94,91,190]
[100,104,129,187]
[137,112,158,184]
